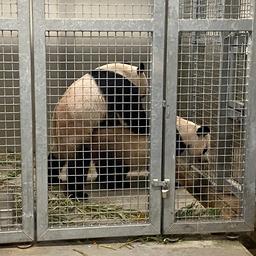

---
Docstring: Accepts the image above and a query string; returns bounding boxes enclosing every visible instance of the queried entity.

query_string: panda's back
[56,73,107,119]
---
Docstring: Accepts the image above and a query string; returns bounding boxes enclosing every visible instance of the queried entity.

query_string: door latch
[151,178,170,199]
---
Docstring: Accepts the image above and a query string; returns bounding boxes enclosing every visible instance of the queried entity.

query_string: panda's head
[176,116,211,163]
[97,63,149,96]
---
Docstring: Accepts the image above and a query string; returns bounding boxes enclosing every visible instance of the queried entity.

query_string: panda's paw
[68,191,88,200]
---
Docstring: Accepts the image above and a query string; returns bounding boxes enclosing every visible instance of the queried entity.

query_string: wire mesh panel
[164,0,255,234]
[35,0,165,240]
[0,0,17,19]
[0,1,34,243]
[45,0,154,19]
[0,31,22,231]
[46,31,152,228]
[175,31,248,222]
[179,0,253,19]
[0,0,33,244]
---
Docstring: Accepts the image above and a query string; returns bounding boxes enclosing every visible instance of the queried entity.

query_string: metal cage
[34,0,165,241]
[164,0,255,234]
[0,0,255,244]
[0,0,33,244]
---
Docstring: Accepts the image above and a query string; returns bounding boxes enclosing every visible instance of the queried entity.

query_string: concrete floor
[1,171,253,256]
[0,239,253,256]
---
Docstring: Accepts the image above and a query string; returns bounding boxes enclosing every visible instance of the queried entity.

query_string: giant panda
[48,62,150,183]
[58,116,210,199]
[57,127,149,199]
[176,116,210,163]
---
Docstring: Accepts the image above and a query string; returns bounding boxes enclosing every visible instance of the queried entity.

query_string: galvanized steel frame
[163,2,255,233]
[34,0,166,241]
[0,0,34,244]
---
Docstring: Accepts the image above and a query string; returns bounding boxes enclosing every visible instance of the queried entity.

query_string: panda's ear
[197,126,210,137]
[137,63,145,74]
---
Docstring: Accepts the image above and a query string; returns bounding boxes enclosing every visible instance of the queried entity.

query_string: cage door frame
[0,0,34,244]
[34,0,166,241]
[163,1,255,234]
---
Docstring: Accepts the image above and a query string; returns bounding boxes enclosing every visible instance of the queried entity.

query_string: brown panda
[58,116,210,199]
[58,127,149,199]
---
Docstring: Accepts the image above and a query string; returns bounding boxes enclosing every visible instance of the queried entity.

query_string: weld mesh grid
[44,0,154,20]
[46,31,152,228]
[0,0,17,18]
[0,31,22,231]
[179,0,252,19]
[175,31,248,222]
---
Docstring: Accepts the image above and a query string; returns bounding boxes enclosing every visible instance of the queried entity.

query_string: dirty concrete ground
[0,235,254,256]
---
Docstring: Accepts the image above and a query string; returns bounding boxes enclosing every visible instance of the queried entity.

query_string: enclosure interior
[0,0,22,232]
[46,31,153,228]
[0,0,254,232]
[175,0,252,222]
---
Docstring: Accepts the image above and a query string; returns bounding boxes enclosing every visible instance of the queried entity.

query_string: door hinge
[151,178,170,199]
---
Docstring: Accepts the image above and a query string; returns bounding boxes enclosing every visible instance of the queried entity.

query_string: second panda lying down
[53,116,210,199]
[59,127,148,199]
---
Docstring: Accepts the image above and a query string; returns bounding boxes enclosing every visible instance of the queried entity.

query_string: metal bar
[0,19,18,30]
[45,19,153,32]
[243,2,256,230]
[149,0,166,233]
[188,32,198,119]
[229,100,245,109]
[216,34,230,188]
[223,178,242,199]
[163,0,179,234]
[0,231,33,244]
[226,36,236,107]
[227,108,245,121]
[44,0,154,20]
[33,0,49,238]
[168,221,252,234]
[178,19,253,31]
[17,0,34,241]
[190,165,243,199]
[38,224,158,241]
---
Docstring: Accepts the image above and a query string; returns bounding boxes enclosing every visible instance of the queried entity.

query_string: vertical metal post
[33,0,48,238]
[216,34,230,188]
[18,0,34,240]
[0,0,34,243]
[244,1,256,228]
[163,0,179,233]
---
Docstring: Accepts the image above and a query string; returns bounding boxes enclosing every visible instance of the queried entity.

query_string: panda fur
[57,116,210,200]
[176,116,210,163]
[58,127,149,199]
[48,62,150,184]
[59,161,98,182]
